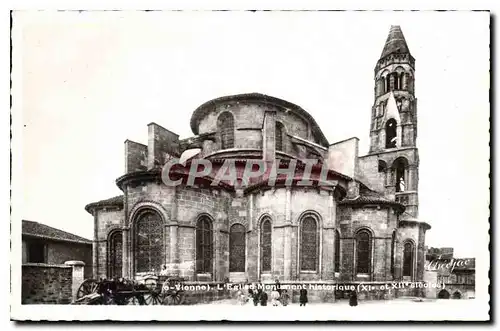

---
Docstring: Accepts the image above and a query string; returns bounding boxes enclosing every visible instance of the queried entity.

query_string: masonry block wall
[86,26,433,303]
[88,88,429,302]
[22,264,72,304]
[357,154,385,192]
[125,140,148,173]
[193,99,323,159]
[95,207,124,279]
[396,222,423,281]
[338,206,397,282]
[148,123,180,169]
[46,242,93,279]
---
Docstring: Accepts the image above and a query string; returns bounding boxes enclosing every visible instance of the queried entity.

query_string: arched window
[300,216,318,272]
[196,216,213,274]
[134,210,164,273]
[334,230,340,273]
[275,122,284,152]
[385,118,397,148]
[355,229,371,274]
[403,241,414,277]
[393,157,409,193]
[108,230,123,279]
[391,231,396,277]
[229,224,246,272]
[385,76,390,93]
[260,218,272,273]
[388,73,395,91]
[218,112,234,149]
[396,98,403,111]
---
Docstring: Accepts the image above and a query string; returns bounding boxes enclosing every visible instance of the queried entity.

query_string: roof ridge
[22,220,92,243]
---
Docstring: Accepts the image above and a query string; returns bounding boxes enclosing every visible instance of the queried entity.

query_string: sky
[13,10,489,258]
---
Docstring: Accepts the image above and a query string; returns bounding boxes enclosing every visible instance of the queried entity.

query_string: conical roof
[384,92,401,124]
[380,25,411,58]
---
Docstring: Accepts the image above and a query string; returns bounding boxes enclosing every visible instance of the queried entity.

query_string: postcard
[10,9,490,321]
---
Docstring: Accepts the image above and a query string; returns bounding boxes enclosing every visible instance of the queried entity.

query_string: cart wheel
[144,293,162,305]
[164,291,185,305]
[76,279,99,300]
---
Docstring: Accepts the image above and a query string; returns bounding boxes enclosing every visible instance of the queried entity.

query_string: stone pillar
[394,237,402,281]
[262,110,276,161]
[379,128,386,150]
[122,228,130,279]
[403,167,409,191]
[396,125,402,148]
[408,165,418,191]
[283,188,292,281]
[65,260,85,303]
[322,190,336,280]
[389,74,395,91]
[169,225,179,276]
[417,227,426,282]
[214,211,229,282]
[214,222,223,282]
[385,168,392,187]
[169,188,179,276]
[92,213,98,279]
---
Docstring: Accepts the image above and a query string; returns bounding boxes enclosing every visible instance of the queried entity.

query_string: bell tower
[369,25,419,218]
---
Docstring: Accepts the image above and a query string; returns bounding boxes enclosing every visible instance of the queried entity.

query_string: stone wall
[46,241,93,279]
[95,207,124,279]
[196,101,317,158]
[327,137,359,179]
[337,205,397,282]
[148,123,180,169]
[397,222,420,280]
[94,181,429,292]
[98,183,233,281]
[250,187,335,282]
[125,140,148,173]
[22,264,73,304]
[357,154,386,192]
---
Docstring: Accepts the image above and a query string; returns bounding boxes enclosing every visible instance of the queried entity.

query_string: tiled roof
[380,25,411,58]
[22,220,92,244]
[85,195,124,213]
[339,194,405,212]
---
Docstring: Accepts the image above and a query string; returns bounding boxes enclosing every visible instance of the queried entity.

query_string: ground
[192,297,489,321]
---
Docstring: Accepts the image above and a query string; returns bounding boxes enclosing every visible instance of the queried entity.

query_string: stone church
[86,26,431,299]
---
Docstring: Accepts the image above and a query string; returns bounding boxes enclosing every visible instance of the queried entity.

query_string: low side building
[425,247,475,299]
[22,220,93,279]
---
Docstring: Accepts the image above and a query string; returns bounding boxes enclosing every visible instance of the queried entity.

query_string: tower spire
[369,25,420,219]
[380,25,411,58]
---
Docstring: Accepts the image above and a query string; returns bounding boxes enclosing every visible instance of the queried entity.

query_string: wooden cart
[74,276,185,305]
